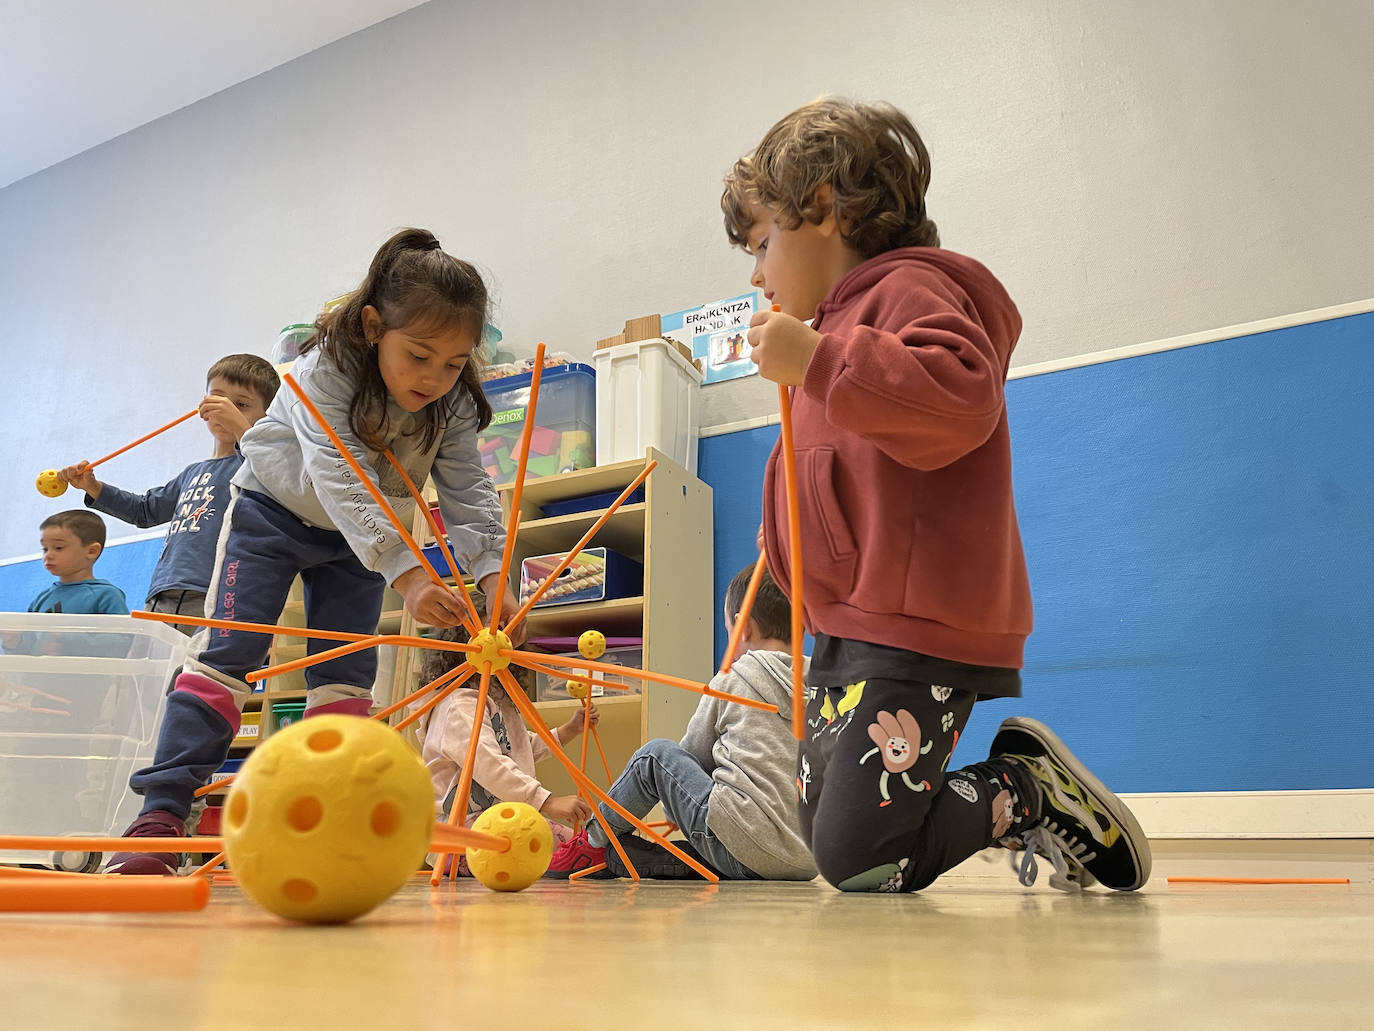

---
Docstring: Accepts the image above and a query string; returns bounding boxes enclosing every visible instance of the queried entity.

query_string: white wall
[2,0,1372,559]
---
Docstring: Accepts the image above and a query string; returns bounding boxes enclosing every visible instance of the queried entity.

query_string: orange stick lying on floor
[0,876,210,913]
[1166,877,1350,885]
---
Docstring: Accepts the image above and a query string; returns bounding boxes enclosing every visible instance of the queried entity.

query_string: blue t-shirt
[27,578,129,615]
[87,455,240,601]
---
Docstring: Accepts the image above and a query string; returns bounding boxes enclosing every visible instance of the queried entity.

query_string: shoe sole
[997,717,1152,891]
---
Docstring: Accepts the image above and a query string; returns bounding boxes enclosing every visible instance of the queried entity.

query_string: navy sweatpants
[131,489,385,819]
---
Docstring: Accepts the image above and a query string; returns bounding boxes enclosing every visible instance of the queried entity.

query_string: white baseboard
[1120,789,1374,840]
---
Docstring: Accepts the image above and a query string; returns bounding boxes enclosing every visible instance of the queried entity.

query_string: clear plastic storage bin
[535,646,643,700]
[477,364,596,482]
[0,614,189,870]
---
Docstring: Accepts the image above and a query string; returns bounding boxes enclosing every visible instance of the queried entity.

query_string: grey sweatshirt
[679,651,817,880]
[233,347,506,587]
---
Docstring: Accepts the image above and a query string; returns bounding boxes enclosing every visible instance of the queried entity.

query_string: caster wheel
[52,849,102,874]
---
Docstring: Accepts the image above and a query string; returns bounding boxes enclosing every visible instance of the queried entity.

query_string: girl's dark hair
[301,228,493,452]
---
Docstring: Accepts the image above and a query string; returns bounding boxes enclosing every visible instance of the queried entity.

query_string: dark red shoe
[106,809,186,875]
[545,830,612,879]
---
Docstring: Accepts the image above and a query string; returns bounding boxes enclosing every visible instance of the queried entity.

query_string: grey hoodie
[679,651,817,880]
[233,347,506,587]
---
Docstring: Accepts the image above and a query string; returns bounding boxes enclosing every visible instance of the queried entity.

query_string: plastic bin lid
[483,362,595,392]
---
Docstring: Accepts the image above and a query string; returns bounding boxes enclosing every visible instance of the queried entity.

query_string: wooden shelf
[499,455,650,516]
[513,503,646,560]
[269,689,308,702]
[521,596,644,637]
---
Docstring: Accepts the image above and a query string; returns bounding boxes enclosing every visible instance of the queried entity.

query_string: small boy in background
[1,510,128,655]
[547,564,817,881]
[418,620,599,874]
[58,354,280,633]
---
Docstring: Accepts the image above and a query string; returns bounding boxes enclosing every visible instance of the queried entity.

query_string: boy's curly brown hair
[722,97,940,260]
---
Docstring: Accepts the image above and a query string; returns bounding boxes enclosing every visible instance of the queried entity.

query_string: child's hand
[394,567,469,627]
[562,701,600,740]
[747,309,822,385]
[540,794,593,829]
[479,574,527,647]
[58,463,101,498]
[199,394,254,443]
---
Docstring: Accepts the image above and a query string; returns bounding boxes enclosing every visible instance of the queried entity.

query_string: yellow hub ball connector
[578,630,606,660]
[36,470,67,498]
[465,802,553,891]
[222,715,434,924]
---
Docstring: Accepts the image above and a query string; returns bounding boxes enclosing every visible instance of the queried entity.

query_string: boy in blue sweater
[58,354,280,633]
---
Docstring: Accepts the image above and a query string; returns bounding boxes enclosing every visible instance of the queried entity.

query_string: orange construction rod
[493,669,641,883]
[492,343,546,637]
[569,863,609,881]
[777,382,806,740]
[508,649,779,713]
[720,550,767,675]
[518,660,633,694]
[134,609,380,644]
[431,821,509,854]
[193,852,228,877]
[0,877,210,913]
[495,667,716,883]
[382,448,484,633]
[588,717,613,784]
[579,693,591,773]
[283,373,444,588]
[85,408,200,470]
[0,835,222,853]
[505,462,657,634]
[1166,877,1350,885]
[433,661,495,887]
[371,662,472,724]
[246,633,476,683]
[391,663,475,733]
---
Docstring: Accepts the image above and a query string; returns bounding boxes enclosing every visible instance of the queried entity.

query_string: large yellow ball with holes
[36,470,67,498]
[222,715,433,924]
[578,630,606,660]
[466,802,553,892]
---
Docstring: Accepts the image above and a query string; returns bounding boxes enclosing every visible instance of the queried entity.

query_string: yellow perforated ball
[578,630,606,660]
[222,715,433,924]
[466,802,553,892]
[566,678,590,700]
[36,470,67,498]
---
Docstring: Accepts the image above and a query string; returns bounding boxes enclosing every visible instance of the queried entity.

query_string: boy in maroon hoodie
[722,97,1150,894]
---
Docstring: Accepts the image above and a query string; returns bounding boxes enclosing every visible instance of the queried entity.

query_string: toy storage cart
[0,614,189,871]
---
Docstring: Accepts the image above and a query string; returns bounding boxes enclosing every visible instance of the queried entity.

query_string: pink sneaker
[545,829,612,879]
[106,809,186,875]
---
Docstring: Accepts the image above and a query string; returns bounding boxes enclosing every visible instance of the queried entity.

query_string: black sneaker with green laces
[989,717,1152,892]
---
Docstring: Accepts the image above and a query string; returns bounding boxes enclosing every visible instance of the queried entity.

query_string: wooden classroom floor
[2,857,1372,1030]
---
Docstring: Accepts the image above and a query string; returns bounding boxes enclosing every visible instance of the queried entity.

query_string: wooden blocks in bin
[597,313,695,365]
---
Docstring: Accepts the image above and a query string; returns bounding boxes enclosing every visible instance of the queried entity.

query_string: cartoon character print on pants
[810,680,865,739]
[859,709,932,807]
[797,754,812,805]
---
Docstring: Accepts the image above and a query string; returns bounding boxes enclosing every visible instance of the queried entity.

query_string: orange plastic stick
[720,550,768,675]
[134,609,381,644]
[777,382,806,739]
[579,693,591,772]
[433,661,495,887]
[246,633,476,683]
[505,462,657,634]
[0,876,210,913]
[193,852,228,877]
[507,649,779,713]
[0,835,222,853]
[518,660,633,694]
[430,821,509,854]
[194,775,235,799]
[283,373,444,587]
[371,662,472,724]
[588,718,613,783]
[382,449,484,633]
[391,663,475,733]
[569,863,609,881]
[492,344,546,636]
[1166,877,1350,885]
[85,408,200,470]
[495,668,715,882]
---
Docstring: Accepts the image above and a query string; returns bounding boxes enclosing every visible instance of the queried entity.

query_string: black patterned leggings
[797,675,997,892]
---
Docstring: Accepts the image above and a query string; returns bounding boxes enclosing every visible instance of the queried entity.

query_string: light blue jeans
[588,738,760,880]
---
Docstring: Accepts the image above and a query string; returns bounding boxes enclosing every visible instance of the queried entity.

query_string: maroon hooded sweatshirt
[762,247,1033,670]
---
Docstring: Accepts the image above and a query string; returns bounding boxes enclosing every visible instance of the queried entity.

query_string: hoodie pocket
[793,447,858,596]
